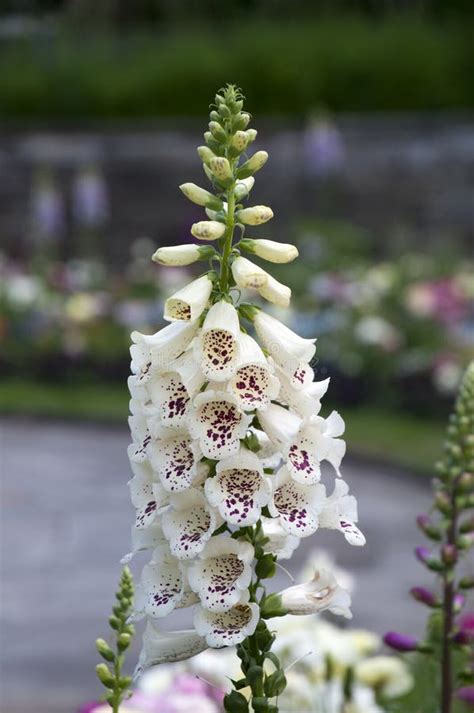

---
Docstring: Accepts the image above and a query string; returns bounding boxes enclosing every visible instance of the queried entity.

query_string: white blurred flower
[280,568,352,619]
[355,656,414,699]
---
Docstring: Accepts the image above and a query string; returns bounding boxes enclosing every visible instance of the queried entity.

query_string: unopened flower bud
[232,112,250,131]
[96,638,115,662]
[459,575,474,590]
[457,472,474,493]
[232,131,249,152]
[455,686,474,705]
[237,205,273,226]
[435,491,452,515]
[231,256,267,288]
[197,145,215,164]
[118,632,132,650]
[180,182,222,209]
[410,587,438,608]
[453,593,466,612]
[209,156,232,181]
[246,128,257,143]
[209,121,227,142]
[234,177,255,201]
[457,532,474,549]
[415,546,443,571]
[384,632,419,652]
[442,543,458,565]
[416,513,442,541]
[240,238,298,264]
[237,151,269,179]
[191,220,226,241]
[258,274,291,308]
[153,244,215,266]
[96,662,115,687]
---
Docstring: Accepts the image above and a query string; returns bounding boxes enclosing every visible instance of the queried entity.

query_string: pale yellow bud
[179,182,220,208]
[258,274,291,307]
[232,131,249,152]
[246,129,257,143]
[240,238,298,263]
[231,256,268,289]
[237,205,273,226]
[237,151,268,178]
[234,177,255,201]
[191,220,226,241]
[209,156,232,181]
[197,145,215,164]
[152,244,214,266]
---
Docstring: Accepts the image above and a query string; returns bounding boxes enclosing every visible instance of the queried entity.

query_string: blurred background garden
[0,1,473,712]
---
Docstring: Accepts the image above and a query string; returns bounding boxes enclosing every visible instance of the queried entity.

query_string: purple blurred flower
[456,686,474,705]
[31,169,64,241]
[410,587,438,608]
[73,165,109,228]
[415,546,431,564]
[454,612,474,644]
[384,632,419,652]
[303,117,345,177]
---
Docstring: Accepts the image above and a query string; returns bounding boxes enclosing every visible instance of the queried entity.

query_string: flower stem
[219,179,236,295]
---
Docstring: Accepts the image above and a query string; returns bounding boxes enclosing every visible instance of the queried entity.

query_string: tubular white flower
[355,656,414,699]
[205,448,272,526]
[131,321,198,381]
[161,489,218,560]
[248,428,282,469]
[194,299,241,382]
[127,413,152,464]
[189,390,252,459]
[319,479,366,546]
[194,602,260,648]
[133,543,185,620]
[231,256,268,289]
[180,182,220,207]
[236,205,273,226]
[279,568,352,619]
[191,220,226,241]
[269,466,326,538]
[187,536,254,612]
[253,311,316,376]
[258,274,291,308]
[135,620,207,676]
[148,429,202,493]
[166,348,206,397]
[152,244,215,266]
[229,333,279,410]
[164,274,213,322]
[261,516,300,560]
[209,156,232,180]
[234,176,255,201]
[257,402,302,451]
[286,411,346,484]
[147,372,192,428]
[240,238,298,264]
[121,521,165,564]
[276,363,329,419]
[128,469,167,529]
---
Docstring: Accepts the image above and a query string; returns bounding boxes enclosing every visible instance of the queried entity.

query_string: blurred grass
[0,17,472,118]
[0,379,444,473]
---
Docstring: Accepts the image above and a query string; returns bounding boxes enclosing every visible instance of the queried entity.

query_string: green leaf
[223,690,249,713]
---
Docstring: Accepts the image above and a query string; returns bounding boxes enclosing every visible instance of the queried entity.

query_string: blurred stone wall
[0,116,473,264]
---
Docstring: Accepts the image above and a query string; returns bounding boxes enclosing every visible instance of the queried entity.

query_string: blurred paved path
[1,419,433,713]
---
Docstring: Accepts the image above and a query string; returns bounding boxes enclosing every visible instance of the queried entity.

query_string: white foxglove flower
[276,361,329,419]
[355,656,414,699]
[166,348,206,397]
[269,466,326,538]
[234,176,254,200]
[128,413,152,464]
[236,205,273,226]
[205,448,272,526]
[189,390,252,459]
[279,568,352,619]
[229,333,279,410]
[253,310,316,377]
[319,479,366,546]
[286,412,346,484]
[129,470,167,529]
[257,402,302,451]
[147,372,192,428]
[258,274,291,308]
[133,543,185,619]
[194,602,260,648]
[121,521,165,564]
[248,428,282,469]
[231,256,268,289]
[194,299,241,382]
[135,620,207,676]
[131,321,198,381]
[187,536,254,612]
[152,244,215,266]
[240,238,298,264]
[148,429,202,493]
[180,182,220,208]
[164,274,213,322]
[191,220,226,241]
[161,489,217,559]
[261,517,300,560]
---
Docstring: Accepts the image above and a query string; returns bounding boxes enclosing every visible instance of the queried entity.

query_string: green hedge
[0,18,472,118]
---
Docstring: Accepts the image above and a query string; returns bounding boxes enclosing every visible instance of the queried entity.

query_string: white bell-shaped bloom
[135,620,208,677]
[275,361,329,419]
[191,220,226,241]
[253,311,316,375]
[240,238,298,264]
[248,428,282,469]
[148,428,202,493]
[189,391,252,459]
[127,413,152,464]
[131,321,198,382]
[121,521,165,565]
[229,333,279,410]
[205,448,272,526]
[279,568,352,619]
[152,243,214,266]
[236,205,273,226]
[231,256,268,289]
[194,602,260,648]
[128,470,167,530]
[194,300,241,382]
[187,536,254,612]
[161,489,217,559]
[147,372,192,428]
[269,466,326,538]
[261,516,300,560]
[164,274,213,322]
[257,402,302,451]
[133,543,185,620]
[167,348,206,397]
[319,479,366,546]
[258,274,291,308]
[287,411,346,483]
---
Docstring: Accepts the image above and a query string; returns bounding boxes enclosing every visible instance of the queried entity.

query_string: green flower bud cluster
[95,567,135,713]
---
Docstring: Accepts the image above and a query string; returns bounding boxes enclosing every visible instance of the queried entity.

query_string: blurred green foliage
[0,17,472,118]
